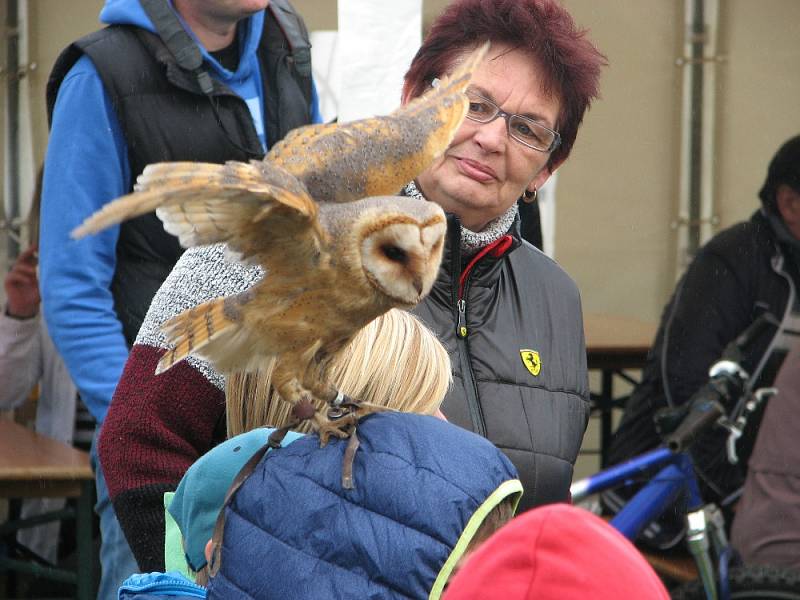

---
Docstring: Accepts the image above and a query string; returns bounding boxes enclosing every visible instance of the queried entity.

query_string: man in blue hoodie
[39,0,320,595]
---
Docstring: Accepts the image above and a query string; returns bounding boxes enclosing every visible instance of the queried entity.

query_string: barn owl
[71,43,488,441]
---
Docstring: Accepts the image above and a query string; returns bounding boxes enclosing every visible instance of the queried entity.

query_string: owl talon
[315,412,358,447]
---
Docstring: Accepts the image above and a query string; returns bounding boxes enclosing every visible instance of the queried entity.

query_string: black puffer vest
[46,6,313,345]
[412,215,591,511]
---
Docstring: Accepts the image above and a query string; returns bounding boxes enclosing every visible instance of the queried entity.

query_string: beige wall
[9,0,800,324]
[716,1,800,225]
[555,1,684,321]
[554,0,800,323]
[27,0,105,167]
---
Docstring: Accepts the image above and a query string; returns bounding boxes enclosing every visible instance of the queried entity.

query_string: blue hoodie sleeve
[310,80,323,124]
[40,55,131,424]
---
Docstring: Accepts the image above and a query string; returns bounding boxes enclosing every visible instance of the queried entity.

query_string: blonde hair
[226,309,451,436]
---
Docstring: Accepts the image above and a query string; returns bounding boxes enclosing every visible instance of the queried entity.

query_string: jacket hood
[99,0,264,81]
[100,0,156,31]
[443,504,670,600]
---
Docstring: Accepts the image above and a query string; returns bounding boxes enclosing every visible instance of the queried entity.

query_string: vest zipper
[448,221,515,438]
[455,279,486,437]
[457,299,467,338]
[446,219,486,438]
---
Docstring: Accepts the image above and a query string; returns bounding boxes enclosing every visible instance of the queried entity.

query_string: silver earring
[523,187,538,203]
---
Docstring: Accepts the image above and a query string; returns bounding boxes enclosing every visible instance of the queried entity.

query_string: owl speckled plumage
[71,44,488,441]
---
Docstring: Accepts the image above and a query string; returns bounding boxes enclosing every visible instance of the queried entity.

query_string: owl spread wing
[71,161,325,267]
[265,42,489,203]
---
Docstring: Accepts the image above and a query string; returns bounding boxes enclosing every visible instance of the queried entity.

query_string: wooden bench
[584,313,658,466]
[0,419,95,599]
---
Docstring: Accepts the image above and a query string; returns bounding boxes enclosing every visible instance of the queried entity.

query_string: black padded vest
[46,5,313,345]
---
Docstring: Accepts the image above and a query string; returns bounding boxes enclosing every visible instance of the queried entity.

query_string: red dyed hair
[403,0,607,171]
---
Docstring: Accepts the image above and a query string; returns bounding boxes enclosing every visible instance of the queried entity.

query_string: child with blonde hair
[119,309,521,599]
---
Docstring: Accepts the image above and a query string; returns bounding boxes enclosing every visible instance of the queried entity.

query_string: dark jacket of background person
[206,413,522,600]
[732,342,800,567]
[412,215,590,510]
[608,209,795,504]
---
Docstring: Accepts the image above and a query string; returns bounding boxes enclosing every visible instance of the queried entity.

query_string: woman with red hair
[403,0,607,511]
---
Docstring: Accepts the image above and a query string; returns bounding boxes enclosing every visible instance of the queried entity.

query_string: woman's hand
[4,245,40,318]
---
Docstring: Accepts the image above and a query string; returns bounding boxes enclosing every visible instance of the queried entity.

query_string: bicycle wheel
[671,565,800,599]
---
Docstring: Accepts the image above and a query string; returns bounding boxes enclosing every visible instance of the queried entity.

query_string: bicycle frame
[571,447,702,539]
[571,447,732,600]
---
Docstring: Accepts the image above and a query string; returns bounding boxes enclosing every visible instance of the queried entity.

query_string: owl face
[359,216,446,307]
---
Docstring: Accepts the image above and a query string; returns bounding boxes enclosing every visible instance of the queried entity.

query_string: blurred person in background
[1,173,78,565]
[607,134,800,548]
[732,340,800,567]
[40,0,321,594]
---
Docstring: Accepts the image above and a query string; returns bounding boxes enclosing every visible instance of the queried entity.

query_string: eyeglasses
[464,90,561,153]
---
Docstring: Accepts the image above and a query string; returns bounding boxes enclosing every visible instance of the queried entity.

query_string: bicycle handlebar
[664,383,726,452]
[661,312,778,453]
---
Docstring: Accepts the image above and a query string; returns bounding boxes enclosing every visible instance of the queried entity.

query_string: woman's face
[416,43,562,231]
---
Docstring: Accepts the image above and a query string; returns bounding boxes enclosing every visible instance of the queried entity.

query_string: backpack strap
[207,440,272,578]
[139,0,214,94]
[267,0,312,79]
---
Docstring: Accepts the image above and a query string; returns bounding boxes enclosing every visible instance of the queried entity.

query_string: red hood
[443,504,669,599]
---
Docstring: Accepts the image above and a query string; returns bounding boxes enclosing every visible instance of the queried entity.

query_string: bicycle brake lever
[723,387,778,465]
[724,422,742,465]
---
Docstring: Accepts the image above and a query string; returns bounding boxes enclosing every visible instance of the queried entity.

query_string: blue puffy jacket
[118,571,206,599]
[207,412,523,599]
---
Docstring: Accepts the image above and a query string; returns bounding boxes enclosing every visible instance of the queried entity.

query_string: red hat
[443,504,669,600]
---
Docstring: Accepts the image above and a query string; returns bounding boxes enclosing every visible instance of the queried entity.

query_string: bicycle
[570,314,800,599]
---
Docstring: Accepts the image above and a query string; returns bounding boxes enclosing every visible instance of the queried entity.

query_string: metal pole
[687,0,705,257]
[675,0,721,277]
[5,0,20,260]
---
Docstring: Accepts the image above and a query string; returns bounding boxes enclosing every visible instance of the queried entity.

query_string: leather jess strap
[207,439,273,578]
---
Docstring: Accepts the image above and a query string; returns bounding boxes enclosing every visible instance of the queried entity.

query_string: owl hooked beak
[412,276,424,297]
[360,219,446,306]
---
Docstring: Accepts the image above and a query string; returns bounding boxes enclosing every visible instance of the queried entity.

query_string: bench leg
[600,370,614,468]
[75,481,95,600]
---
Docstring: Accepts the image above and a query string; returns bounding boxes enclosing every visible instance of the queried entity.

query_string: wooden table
[0,419,95,599]
[584,313,658,466]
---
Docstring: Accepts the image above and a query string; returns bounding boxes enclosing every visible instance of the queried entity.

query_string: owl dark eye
[381,244,408,264]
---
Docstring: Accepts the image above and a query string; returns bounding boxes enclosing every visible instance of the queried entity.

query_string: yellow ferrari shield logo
[520,349,541,377]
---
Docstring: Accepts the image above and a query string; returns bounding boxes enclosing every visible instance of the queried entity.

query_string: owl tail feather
[156,297,239,374]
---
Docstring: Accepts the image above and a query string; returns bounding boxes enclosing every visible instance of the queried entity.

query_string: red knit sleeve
[98,342,226,570]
